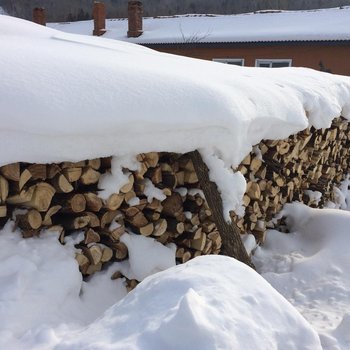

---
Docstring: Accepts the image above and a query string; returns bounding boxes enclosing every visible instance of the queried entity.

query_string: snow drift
[254,203,350,349]
[55,255,321,350]
[0,222,322,349]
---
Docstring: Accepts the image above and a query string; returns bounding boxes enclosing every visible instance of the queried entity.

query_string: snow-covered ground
[253,178,350,350]
[254,203,350,350]
[48,6,350,44]
[0,224,323,350]
[2,14,350,349]
[1,197,350,349]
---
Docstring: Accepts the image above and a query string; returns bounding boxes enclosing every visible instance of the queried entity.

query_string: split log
[85,212,100,228]
[75,253,90,274]
[27,164,47,180]
[27,183,56,212]
[0,175,9,202]
[86,262,102,275]
[61,194,86,213]
[126,211,148,228]
[153,218,167,237]
[162,193,183,217]
[120,174,134,194]
[0,205,7,218]
[0,163,20,181]
[62,167,82,182]
[87,158,101,170]
[139,222,154,236]
[105,193,124,211]
[100,210,121,228]
[109,224,125,241]
[52,174,74,193]
[80,167,100,185]
[111,271,123,280]
[47,164,61,179]
[85,244,103,265]
[113,242,128,260]
[18,169,32,191]
[84,193,103,212]
[6,186,35,205]
[101,246,114,262]
[16,209,42,230]
[42,205,61,226]
[84,228,101,244]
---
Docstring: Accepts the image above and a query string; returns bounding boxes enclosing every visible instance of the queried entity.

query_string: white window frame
[213,58,245,66]
[255,59,292,68]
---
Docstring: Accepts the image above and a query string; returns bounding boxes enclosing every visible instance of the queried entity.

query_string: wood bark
[188,150,255,269]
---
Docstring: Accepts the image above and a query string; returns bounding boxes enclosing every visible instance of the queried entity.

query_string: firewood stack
[0,152,222,279]
[232,116,350,242]
[0,116,349,285]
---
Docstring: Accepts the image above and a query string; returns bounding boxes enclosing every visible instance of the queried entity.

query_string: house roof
[48,6,350,45]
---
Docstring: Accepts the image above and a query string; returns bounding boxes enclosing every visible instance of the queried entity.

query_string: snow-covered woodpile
[0,153,222,283]
[233,116,350,242]
[0,117,349,285]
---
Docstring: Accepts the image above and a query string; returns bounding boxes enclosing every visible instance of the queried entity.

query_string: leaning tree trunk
[189,150,255,269]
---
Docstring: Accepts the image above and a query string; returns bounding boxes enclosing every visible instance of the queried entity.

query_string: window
[213,58,245,66]
[255,59,292,68]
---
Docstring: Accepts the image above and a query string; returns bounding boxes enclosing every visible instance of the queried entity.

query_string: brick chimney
[93,1,106,36]
[33,7,46,26]
[128,1,143,38]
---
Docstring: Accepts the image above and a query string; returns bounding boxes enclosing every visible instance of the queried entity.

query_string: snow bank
[55,255,321,350]
[0,221,322,349]
[49,7,350,44]
[0,222,179,348]
[0,222,127,348]
[254,203,350,349]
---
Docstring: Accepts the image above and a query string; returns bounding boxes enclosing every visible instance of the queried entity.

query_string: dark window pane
[272,62,290,68]
[227,61,243,66]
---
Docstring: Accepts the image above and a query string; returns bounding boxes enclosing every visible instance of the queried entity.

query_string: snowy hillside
[1,14,350,350]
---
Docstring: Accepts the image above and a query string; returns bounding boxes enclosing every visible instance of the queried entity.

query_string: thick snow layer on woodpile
[1,15,350,169]
[2,15,350,218]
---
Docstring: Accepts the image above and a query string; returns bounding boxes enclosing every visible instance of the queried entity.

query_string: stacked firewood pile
[233,116,350,242]
[0,153,222,282]
[0,117,349,285]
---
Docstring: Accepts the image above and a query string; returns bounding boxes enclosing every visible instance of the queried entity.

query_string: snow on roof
[49,7,350,45]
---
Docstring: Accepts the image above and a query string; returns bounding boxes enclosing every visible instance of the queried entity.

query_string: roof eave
[140,39,350,48]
